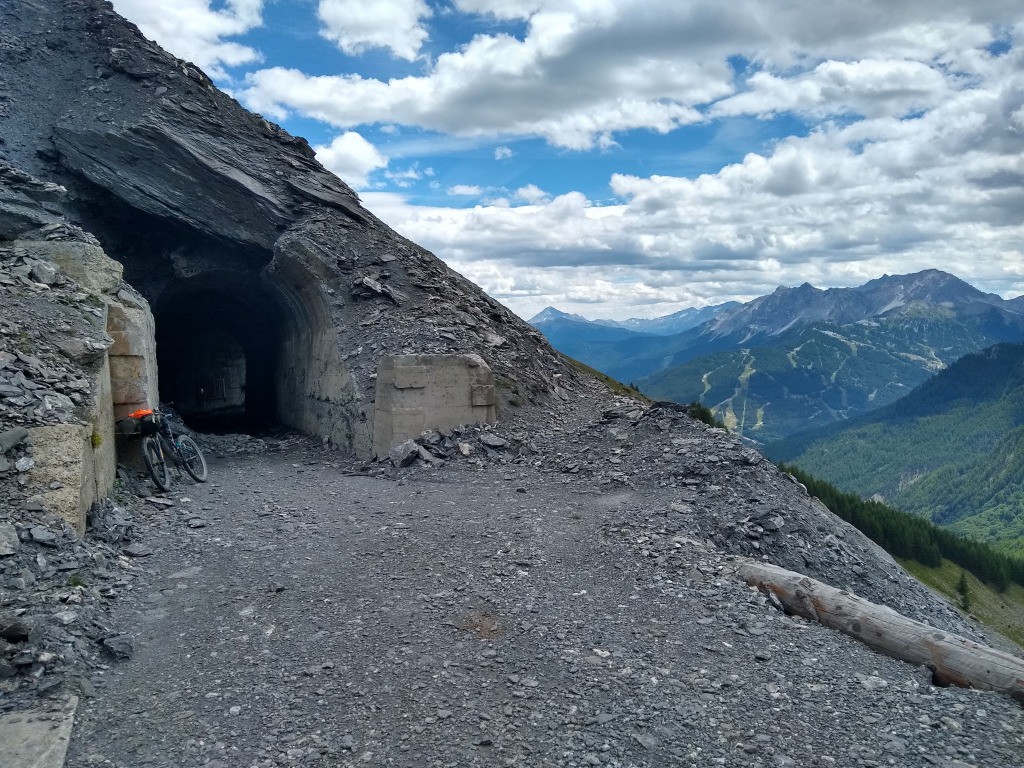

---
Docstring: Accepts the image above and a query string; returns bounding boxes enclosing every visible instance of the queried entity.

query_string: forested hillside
[780,464,1024,591]
[770,343,1024,555]
[638,306,1024,442]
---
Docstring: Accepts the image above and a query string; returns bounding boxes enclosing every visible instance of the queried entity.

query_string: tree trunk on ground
[737,560,1024,704]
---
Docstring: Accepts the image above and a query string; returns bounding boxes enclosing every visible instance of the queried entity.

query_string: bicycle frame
[151,413,188,469]
[150,427,172,467]
[134,406,208,489]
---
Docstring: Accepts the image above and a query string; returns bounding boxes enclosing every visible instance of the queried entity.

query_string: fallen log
[737,560,1024,703]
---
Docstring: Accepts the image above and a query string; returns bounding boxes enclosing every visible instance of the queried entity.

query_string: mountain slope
[527,303,740,374]
[699,270,1008,340]
[539,270,1024,393]
[768,343,1024,554]
[527,313,654,370]
[626,272,1024,441]
[607,302,741,335]
[638,304,1024,442]
[529,302,739,338]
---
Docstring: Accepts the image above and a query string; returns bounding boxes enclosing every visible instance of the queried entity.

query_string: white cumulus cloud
[362,56,1024,319]
[514,184,550,204]
[241,0,1015,149]
[313,131,388,189]
[317,0,431,60]
[384,163,434,188]
[713,59,954,119]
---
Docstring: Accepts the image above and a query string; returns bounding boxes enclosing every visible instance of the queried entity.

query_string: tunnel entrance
[153,274,283,433]
[65,182,365,453]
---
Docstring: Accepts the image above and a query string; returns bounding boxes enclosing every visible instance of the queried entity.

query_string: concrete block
[391,407,426,436]
[0,695,78,768]
[394,366,427,389]
[26,425,92,534]
[372,353,498,457]
[471,384,496,407]
[91,355,117,508]
[105,294,158,433]
[106,302,153,357]
[109,356,151,404]
[24,350,115,533]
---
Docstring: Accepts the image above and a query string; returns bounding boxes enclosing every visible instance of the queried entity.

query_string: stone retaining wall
[1,235,158,532]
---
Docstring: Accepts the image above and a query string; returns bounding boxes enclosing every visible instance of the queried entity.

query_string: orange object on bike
[129,408,154,419]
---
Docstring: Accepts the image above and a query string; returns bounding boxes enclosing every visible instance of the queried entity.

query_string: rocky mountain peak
[704,269,1012,340]
[528,306,590,324]
[857,269,997,311]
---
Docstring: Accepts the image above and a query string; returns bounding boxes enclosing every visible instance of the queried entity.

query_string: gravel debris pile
[0,499,142,709]
[386,400,989,641]
[0,239,113,431]
[57,440,1024,768]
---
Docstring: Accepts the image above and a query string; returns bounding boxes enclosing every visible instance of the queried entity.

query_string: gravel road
[63,439,1024,768]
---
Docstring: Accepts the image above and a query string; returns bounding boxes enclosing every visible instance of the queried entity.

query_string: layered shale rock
[0,0,585,460]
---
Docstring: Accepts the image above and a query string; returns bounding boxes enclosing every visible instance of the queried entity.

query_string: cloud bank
[317,0,431,61]
[112,0,1024,319]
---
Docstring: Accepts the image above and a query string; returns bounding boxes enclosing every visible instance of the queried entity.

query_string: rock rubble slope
[62,422,1024,768]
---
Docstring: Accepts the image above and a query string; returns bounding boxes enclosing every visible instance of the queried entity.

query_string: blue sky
[112,0,1024,320]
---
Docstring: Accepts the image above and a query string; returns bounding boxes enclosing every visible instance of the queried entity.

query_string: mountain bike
[129,407,208,491]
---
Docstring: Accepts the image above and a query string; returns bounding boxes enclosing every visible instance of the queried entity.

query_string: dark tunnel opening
[153,277,285,434]
[64,178,356,450]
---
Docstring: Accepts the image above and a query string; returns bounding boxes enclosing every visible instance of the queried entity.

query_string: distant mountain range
[531,270,1024,442]
[530,302,740,338]
[768,343,1024,556]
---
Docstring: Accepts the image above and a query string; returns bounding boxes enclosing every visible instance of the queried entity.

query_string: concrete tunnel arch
[148,262,359,444]
[59,173,371,452]
[152,272,279,430]
[68,180,497,459]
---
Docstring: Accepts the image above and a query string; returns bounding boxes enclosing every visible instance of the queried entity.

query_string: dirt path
[64,445,1024,768]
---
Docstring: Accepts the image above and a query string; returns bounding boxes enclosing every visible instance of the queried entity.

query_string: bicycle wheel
[142,436,171,491]
[177,436,208,482]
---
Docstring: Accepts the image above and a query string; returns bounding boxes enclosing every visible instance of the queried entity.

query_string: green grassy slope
[769,343,1024,552]
[899,558,1024,649]
[778,464,1024,647]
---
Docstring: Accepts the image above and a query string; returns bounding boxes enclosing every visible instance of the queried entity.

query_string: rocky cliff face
[0,0,582,458]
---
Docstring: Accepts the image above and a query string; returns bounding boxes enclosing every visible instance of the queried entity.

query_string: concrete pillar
[106,299,159,420]
[25,346,116,533]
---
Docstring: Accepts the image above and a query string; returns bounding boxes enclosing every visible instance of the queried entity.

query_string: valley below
[770,343,1024,557]
[533,272,1024,445]
[638,318,1001,443]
